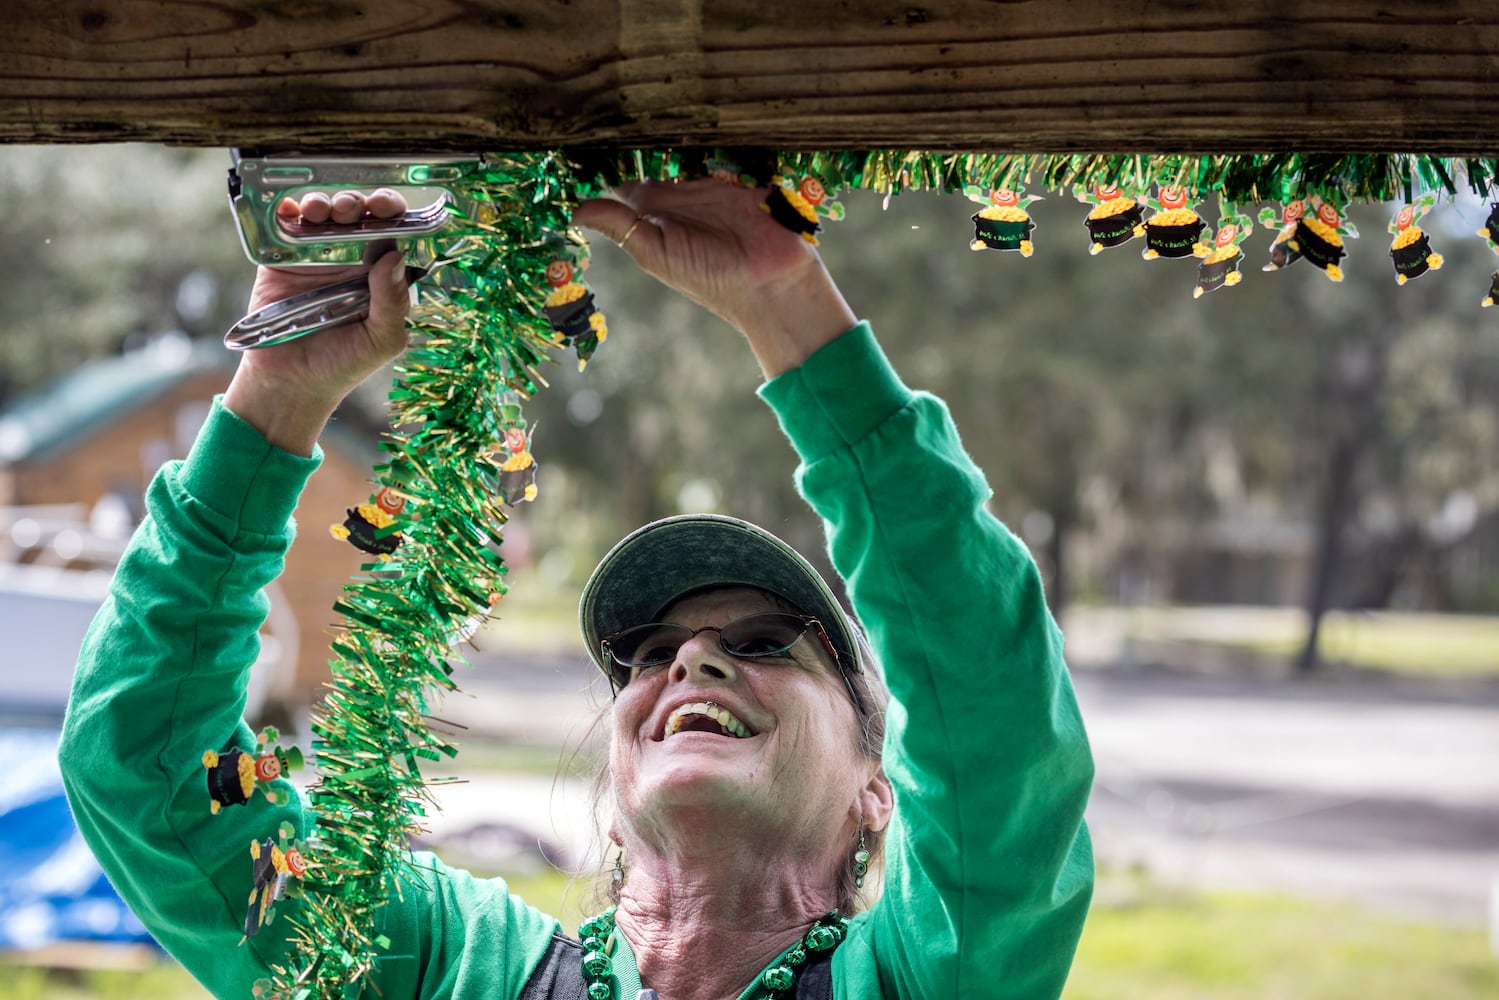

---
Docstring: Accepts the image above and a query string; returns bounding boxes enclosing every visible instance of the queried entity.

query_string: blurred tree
[0,145,250,406]
[532,192,1300,615]
[1282,205,1499,670]
[1294,272,1399,673]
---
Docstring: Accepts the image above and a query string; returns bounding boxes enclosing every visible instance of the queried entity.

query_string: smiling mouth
[663,701,753,739]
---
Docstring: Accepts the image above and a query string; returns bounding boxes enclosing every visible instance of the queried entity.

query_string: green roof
[0,336,231,463]
[0,334,384,467]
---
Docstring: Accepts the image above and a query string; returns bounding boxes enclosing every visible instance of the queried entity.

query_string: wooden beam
[5,1,1499,153]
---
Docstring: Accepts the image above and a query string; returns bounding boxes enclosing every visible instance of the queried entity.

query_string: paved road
[424,644,1499,924]
[1075,669,1499,923]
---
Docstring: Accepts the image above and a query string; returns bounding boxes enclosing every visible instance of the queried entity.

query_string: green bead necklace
[577,906,849,1000]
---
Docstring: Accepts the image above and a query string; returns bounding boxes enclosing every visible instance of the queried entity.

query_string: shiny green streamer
[266,152,581,1000]
[582,150,1499,203]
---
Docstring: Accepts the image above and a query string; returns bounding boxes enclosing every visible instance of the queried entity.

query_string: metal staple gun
[223,150,489,350]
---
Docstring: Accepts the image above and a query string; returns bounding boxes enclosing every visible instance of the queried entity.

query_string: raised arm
[760,332,1094,999]
[578,180,1094,999]
[58,192,412,988]
[59,194,559,999]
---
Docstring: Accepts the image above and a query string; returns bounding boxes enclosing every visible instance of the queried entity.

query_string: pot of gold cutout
[968,187,1038,256]
[330,486,406,557]
[1194,213,1253,298]
[244,821,310,939]
[495,402,538,504]
[762,175,844,245]
[1141,186,1210,260]
[541,246,608,370]
[1259,200,1307,272]
[1388,197,1443,285]
[1477,202,1499,255]
[1288,198,1355,282]
[1079,184,1146,254]
[1481,272,1499,307]
[543,257,600,340]
[203,727,303,814]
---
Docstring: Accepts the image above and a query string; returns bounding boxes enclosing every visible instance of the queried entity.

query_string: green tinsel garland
[259,147,1499,1000]
[264,151,582,999]
[577,150,1499,204]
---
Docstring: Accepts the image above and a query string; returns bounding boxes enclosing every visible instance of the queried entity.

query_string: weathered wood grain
[3,1,1497,151]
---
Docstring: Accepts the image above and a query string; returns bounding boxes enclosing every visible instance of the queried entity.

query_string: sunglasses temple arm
[810,620,838,663]
[602,645,619,700]
[811,620,866,716]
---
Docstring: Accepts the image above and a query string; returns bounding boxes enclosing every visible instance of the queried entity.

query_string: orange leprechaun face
[254,755,281,782]
[798,177,826,205]
[504,427,527,454]
[1283,200,1305,222]
[1396,205,1415,230]
[285,848,308,876]
[1317,202,1340,227]
[1160,186,1188,210]
[375,488,406,515]
[545,260,573,287]
[1094,184,1120,201]
[992,189,1019,207]
[1216,224,1239,247]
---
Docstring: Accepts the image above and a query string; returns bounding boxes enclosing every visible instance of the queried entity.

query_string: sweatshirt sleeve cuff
[179,397,323,536]
[757,321,916,463]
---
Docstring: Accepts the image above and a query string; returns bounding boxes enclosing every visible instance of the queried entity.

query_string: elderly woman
[60,179,1093,1000]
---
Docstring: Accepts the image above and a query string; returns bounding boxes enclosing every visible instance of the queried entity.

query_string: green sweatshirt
[61,322,1093,1000]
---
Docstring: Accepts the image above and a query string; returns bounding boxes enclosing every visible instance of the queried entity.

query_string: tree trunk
[1295,325,1393,674]
[1046,510,1070,617]
[1295,430,1360,674]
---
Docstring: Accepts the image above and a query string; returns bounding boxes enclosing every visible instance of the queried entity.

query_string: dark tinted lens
[719,613,808,658]
[605,623,693,668]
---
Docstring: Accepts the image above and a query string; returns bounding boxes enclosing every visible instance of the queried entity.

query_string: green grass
[1235,613,1499,678]
[1067,874,1499,1000]
[8,870,1496,999]
[494,596,1499,679]
[1115,606,1499,678]
[0,957,212,1000]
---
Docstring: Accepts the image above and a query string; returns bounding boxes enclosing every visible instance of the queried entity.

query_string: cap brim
[579,514,857,677]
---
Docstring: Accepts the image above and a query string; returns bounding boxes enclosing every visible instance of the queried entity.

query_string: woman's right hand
[572,180,857,378]
[224,189,413,455]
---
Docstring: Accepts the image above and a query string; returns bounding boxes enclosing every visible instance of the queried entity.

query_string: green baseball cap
[579,514,859,682]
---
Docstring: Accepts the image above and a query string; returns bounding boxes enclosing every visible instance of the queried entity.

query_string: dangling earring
[611,845,626,893]
[852,828,870,889]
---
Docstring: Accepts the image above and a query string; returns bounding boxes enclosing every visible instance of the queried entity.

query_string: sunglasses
[600,611,865,714]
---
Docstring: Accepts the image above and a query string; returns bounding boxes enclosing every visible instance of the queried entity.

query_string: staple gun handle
[223,265,428,351]
[228,150,479,266]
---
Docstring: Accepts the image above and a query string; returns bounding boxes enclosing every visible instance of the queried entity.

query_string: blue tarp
[0,727,155,949]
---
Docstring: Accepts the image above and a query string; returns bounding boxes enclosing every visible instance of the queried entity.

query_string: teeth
[664,701,752,738]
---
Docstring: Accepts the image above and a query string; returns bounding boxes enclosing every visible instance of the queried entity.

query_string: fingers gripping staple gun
[223,149,488,350]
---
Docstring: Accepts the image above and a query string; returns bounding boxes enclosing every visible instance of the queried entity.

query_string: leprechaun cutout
[203,727,303,815]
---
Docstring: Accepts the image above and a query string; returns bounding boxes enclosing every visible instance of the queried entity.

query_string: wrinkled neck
[612,828,844,1000]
